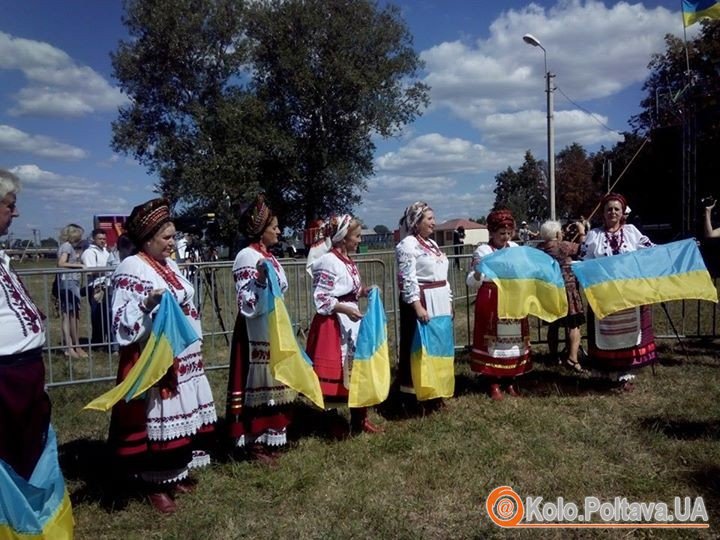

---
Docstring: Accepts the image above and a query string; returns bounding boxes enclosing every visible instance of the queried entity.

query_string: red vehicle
[93,215,128,248]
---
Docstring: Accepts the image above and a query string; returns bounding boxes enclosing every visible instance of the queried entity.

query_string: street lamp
[523,33,556,221]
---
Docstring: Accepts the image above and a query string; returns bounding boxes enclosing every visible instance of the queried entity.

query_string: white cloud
[0,31,127,117]
[0,125,87,160]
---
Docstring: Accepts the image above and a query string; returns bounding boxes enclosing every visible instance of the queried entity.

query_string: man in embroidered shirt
[81,228,112,346]
[0,169,51,480]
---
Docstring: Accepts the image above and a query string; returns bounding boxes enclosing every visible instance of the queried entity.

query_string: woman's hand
[414,301,429,324]
[360,285,377,298]
[255,259,268,285]
[335,303,363,322]
[144,288,165,312]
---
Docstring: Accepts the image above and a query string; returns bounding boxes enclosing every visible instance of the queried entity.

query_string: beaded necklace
[332,248,361,291]
[415,234,443,257]
[251,243,281,272]
[604,227,624,255]
[138,252,183,290]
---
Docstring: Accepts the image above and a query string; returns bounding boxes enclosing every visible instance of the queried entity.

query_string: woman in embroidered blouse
[395,202,453,411]
[466,209,531,400]
[227,195,296,463]
[109,198,216,514]
[580,192,656,390]
[305,215,382,435]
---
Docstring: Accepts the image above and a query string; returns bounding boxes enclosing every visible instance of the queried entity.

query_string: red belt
[336,292,359,303]
[419,280,446,290]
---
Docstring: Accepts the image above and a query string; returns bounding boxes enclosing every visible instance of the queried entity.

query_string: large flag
[349,288,390,408]
[682,0,720,26]
[0,426,74,539]
[476,246,568,322]
[571,239,718,319]
[85,292,199,411]
[265,263,325,409]
[410,315,455,401]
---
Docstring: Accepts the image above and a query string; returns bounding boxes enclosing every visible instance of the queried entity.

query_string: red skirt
[470,282,532,378]
[306,314,348,399]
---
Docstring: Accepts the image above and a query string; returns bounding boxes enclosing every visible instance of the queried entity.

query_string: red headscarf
[486,209,515,233]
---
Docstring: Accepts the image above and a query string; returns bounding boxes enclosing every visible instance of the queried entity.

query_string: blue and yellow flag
[349,288,390,408]
[571,239,718,319]
[410,315,455,401]
[85,292,199,411]
[265,263,325,409]
[0,426,74,539]
[476,246,568,322]
[683,0,720,26]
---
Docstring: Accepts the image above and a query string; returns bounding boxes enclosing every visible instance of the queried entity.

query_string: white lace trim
[233,434,246,448]
[253,429,287,447]
[139,467,188,485]
[189,450,211,469]
[146,407,217,441]
[244,387,297,408]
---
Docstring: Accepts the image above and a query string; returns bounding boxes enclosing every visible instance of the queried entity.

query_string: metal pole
[546,70,556,220]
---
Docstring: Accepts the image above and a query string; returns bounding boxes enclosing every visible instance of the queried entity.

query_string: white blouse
[395,235,450,304]
[580,225,654,260]
[0,251,45,354]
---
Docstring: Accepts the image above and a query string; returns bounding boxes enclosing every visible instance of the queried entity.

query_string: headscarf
[601,192,628,227]
[305,214,353,275]
[399,201,431,239]
[126,198,171,246]
[241,193,274,239]
[486,209,515,233]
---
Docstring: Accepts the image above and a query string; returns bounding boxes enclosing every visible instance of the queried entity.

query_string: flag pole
[681,1,692,78]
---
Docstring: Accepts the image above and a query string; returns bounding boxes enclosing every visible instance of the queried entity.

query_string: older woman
[57,223,86,358]
[466,209,530,400]
[109,198,216,514]
[537,220,586,372]
[0,170,51,480]
[305,215,382,435]
[227,195,296,462]
[395,202,453,411]
[580,193,656,390]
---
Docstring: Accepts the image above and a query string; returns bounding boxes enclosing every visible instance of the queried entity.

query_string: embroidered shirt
[0,251,45,354]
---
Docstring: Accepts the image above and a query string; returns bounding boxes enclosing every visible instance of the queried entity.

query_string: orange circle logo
[486,486,524,527]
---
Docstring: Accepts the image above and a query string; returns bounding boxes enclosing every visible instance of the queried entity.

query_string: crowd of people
[1,165,703,518]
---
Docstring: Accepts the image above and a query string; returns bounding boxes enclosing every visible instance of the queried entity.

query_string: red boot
[506,384,520,397]
[147,491,176,514]
[351,408,384,434]
[489,383,503,401]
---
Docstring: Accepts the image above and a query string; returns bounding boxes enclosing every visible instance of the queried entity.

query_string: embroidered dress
[227,245,296,448]
[306,249,363,401]
[0,251,50,480]
[466,242,531,378]
[109,254,216,485]
[395,235,453,397]
[580,225,656,375]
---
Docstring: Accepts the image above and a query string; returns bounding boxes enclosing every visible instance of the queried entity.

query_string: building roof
[435,218,487,231]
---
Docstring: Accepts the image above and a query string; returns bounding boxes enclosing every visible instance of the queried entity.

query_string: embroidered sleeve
[111,272,154,345]
[396,240,420,304]
[580,229,601,260]
[233,250,269,319]
[312,263,339,315]
[626,225,655,250]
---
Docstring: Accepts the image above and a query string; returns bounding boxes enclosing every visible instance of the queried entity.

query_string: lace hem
[146,407,218,441]
[189,450,211,470]
[139,467,188,485]
[244,388,297,408]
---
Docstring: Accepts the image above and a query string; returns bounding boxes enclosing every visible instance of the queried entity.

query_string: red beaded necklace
[415,234,443,257]
[138,252,183,290]
[332,248,361,286]
[251,243,281,272]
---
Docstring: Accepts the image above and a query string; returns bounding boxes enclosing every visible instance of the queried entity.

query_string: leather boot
[147,491,176,514]
[173,478,197,495]
[351,408,384,434]
[506,384,520,397]
[489,383,503,401]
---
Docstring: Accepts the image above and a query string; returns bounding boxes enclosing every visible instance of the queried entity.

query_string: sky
[0,0,698,242]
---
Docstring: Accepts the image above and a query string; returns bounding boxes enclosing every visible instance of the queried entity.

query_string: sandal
[563,356,586,373]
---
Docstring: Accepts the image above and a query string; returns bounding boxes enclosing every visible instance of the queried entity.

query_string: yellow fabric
[348,341,390,408]
[410,351,455,401]
[0,491,74,540]
[494,278,568,322]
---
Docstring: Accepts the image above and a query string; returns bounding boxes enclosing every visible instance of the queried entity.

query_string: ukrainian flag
[683,0,720,26]
[0,426,74,539]
[410,315,455,401]
[476,246,568,322]
[265,263,325,409]
[85,291,199,411]
[571,239,718,319]
[349,288,390,408]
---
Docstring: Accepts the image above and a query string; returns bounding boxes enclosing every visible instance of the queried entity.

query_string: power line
[555,85,620,134]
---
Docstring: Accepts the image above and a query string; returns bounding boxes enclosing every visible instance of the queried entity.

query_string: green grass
[53,343,720,540]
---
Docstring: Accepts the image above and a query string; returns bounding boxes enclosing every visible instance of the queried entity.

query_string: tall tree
[555,143,595,219]
[492,151,548,222]
[245,0,429,227]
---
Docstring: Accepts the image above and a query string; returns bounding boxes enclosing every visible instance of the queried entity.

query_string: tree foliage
[112,0,428,245]
[555,143,597,219]
[492,150,548,222]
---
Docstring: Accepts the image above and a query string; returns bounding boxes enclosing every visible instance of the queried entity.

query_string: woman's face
[490,227,513,247]
[416,210,435,239]
[260,217,280,248]
[342,224,362,253]
[145,222,176,261]
[603,200,624,230]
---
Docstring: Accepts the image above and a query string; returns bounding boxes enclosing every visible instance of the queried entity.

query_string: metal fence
[15,245,720,387]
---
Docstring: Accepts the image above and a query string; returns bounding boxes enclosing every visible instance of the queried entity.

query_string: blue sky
[0,0,694,242]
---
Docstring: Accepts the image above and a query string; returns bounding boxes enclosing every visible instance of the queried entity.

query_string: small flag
[410,315,455,401]
[85,292,199,411]
[349,288,390,408]
[265,263,325,409]
[683,0,720,26]
[0,426,74,539]
[571,239,718,319]
[476,246,569,322]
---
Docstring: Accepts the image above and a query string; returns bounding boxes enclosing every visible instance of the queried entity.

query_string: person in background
[395,201,453,412]
[109,198,216,513]
[57,223,86,358]
[466,209,531,400]
[0,169,52,481]
[81,228,111,347]
[580,192,656,392]
[537,220,586,372]
[227,194,296,463]
[452,225,466,269]
[703,198,720,238]
[517,220,538,243]
[305,215,383,436]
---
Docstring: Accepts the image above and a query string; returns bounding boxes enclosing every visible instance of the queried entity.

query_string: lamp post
[523,33,556,221]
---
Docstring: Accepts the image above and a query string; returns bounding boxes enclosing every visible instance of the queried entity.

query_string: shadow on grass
[687,463,720,521]
[639,416,720,441]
